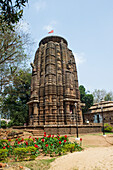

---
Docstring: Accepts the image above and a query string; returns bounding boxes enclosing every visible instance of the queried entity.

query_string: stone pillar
[39,97,44,125]
[33,103,38,126]
[77,102,83,125]
[29,104,33,125]
[73,106,76,125]
[52,95,57,125]
[59,96,64,124]
[44,96,49,125]
[65,102,71,124]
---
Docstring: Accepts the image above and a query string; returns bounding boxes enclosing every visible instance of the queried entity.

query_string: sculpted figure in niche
[66,60,72,70]
[57,60,61,71]
[57,52,61,61]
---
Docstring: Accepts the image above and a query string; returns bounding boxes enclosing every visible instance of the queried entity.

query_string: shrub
[7,120,13,128]
[0,134,83,162]
[0,149,8,161]
[63,143,83,153]
[104,123,113,132]
[0,139,8,148]
[13,146,37,161]
[1,120,7,128]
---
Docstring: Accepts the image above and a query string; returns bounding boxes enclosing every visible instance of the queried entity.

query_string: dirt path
[49,134,113,170]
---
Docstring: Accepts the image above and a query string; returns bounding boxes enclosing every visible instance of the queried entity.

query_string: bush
[0,149,8,161]
[0,134,83,162]
[104,123,113,132]
[63,143,83,153]
[0,139,8,148]
[7,120,13,128]
[1,120,7,128]
[13,146,37,161]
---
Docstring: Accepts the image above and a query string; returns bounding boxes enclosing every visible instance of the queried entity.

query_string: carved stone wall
[84,101,113,125]
[27,36,83,126]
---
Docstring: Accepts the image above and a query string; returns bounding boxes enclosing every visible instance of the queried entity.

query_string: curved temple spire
[27,36,83,126]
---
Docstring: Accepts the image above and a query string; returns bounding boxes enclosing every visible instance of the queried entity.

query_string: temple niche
[27,36,83,126]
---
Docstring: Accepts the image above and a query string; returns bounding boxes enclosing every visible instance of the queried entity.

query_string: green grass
[9,158,56,170]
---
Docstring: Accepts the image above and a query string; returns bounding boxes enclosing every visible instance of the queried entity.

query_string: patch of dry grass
[9,158,55,170]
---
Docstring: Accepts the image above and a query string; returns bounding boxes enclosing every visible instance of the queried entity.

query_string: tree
[0,0,28,29]
[2,69,31,126]
[79,85,94,121]
[1,120,7,128]
[0,21,31,93]
[93,89,113,103]
[104,91,113,101]
[79,85,85,101]
[92,89,106,103]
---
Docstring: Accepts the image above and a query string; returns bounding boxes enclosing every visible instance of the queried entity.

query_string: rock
[8,131,17,137]
[19,166,23,169]
[0,163,7,168]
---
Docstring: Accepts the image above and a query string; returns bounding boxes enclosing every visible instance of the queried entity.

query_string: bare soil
[49,133,113,170]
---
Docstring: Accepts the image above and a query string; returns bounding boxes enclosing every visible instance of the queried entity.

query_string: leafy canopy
[2,69,31,126]
[0,0,28,29]
[0,20,31,93]
[79,85,94,113]
[93,89,113,103]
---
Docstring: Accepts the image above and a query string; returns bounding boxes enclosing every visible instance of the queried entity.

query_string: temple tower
[27,36,83,126]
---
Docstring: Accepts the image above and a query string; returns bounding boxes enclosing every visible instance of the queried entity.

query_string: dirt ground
[49,133,113,170]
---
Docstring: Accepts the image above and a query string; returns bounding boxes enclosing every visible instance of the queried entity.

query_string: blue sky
[21,0,113,93]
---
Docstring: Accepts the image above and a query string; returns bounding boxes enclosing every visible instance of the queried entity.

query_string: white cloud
[34,0,46,11]
[43,20,57,32]
[43,25,53,32]
[74,52,86,66]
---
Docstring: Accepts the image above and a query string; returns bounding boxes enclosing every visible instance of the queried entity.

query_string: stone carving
[27,36,83,126]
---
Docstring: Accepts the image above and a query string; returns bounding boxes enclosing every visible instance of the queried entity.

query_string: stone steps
[25,129,44,136]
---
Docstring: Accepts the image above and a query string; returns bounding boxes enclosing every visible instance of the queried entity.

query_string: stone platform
[13,125,102,136]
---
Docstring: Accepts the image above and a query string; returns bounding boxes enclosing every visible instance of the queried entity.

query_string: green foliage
[14,146,37,161]
[0,149,8,161]
[79,85,94,114]
[0,0,28,29]
[104,123,113,132]
[2,69,31,126]
[92,89,106,103]
[92,89,113,103]
[1,120,7,128]
[79,85,85,100]
[0,139,8,149]
[7,120,13,128]
[104,92,113,101]
[0,21,31,94]
[0,139,8,144]
[0,134,83,162]
[24,138,33,141]
[63,143,83,153]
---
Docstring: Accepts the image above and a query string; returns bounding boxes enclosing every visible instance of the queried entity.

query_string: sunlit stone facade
[27,36,83,126]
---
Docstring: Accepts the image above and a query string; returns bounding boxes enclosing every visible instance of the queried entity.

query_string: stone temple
[27,36,83,126]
